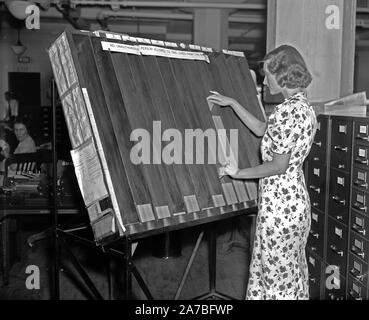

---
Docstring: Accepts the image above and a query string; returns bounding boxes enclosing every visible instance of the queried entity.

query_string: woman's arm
[225,152,291,180]
[229,99,267,137]
[207,92,267,137]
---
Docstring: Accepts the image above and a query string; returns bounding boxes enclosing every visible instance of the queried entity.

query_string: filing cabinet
[305,114,369,300]
[305,115,330,299]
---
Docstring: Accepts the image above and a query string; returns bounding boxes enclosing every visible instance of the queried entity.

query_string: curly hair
[263,45,312,89]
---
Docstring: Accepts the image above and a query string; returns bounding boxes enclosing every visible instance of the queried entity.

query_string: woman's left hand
[218,161,239,178]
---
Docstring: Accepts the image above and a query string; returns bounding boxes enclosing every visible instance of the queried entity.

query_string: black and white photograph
[0,0,369,308]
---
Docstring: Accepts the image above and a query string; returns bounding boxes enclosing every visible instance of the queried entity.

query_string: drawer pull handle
[350,268,365,281]
[332,195,346,206]
[312,202,319,207]
[336,215,343,221]
[354,180,368,188]
[334,145,348,152]
[338,164,345,169]
[356,134,369,141]
[351,246,365,259]
[313,141,322,147]
[348,290,363,301]
[310,246,317,251]
[355,158,369,165]
[353,203,367,213]
[309,230,319,239]
[330,244,344,257]
[309,185,321,194]
[352,224,366,236]
[309,277,316,284]
[313,157,320,161]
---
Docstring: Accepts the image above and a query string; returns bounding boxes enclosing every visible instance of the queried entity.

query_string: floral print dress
[246,92,317,300]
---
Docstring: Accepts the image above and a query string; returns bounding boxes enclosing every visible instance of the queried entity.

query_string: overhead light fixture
[11,27,27,56]
[5,0,35,20]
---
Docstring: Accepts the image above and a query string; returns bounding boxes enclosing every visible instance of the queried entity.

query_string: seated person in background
[13,118,36,154]
[0,124,10,185]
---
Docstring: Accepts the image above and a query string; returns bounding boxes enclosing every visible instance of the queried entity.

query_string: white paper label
[358,171,366,181]
[337,176,344,186]
[151,39,165,46]
[201,46,213,52]
[313,168,320,176]
[164,41,178,48]
[106,33,122,40]
[127,36,138,42]
[354,261,362,272]
[101,41,141,55]
[339,125,347,133]
[309,256,315,266]
[357,194,365,204]
[356,217,364,227]
[189,44,201,50]
[222,49,245,57]
[312,213,318,222]
[134,37,151,44]
[317,122,321,131]
[139,45,210,63]
[355,239,363,250]
[70,139,108,207]
[359,148,367,158]
[335,227,343,238]
[360,125,368,134]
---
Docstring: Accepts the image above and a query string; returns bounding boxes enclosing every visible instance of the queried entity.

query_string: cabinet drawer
[327,218,348,274]
[352,167,369,192]
[348,252,369,287]
[308,210,325,258]
[354,121,369,145]
[351,189,369,216]
[328,170,350,225]
[350,210,369,240]
[353,144,369,169]
[308,117,328,165]
[330,120,352,171]
[349,233,369,262]
[307,165,327,212]
[306,252,322,299]
[347,276,368,300]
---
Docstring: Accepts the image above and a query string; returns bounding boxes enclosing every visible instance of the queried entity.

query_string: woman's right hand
[207,91,235,108]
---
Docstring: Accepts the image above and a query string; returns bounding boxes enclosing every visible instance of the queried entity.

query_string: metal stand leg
[59,236,103,300]
[123,237,132,300]
[174,231,204,300]
[1,219,10,286]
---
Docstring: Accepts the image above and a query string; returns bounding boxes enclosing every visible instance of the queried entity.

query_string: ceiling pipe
[97,10,193,21]
[96,10,265,23]
[68,1,266,10]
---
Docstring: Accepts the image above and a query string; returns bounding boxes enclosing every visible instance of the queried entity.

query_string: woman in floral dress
[207,45,317,300]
